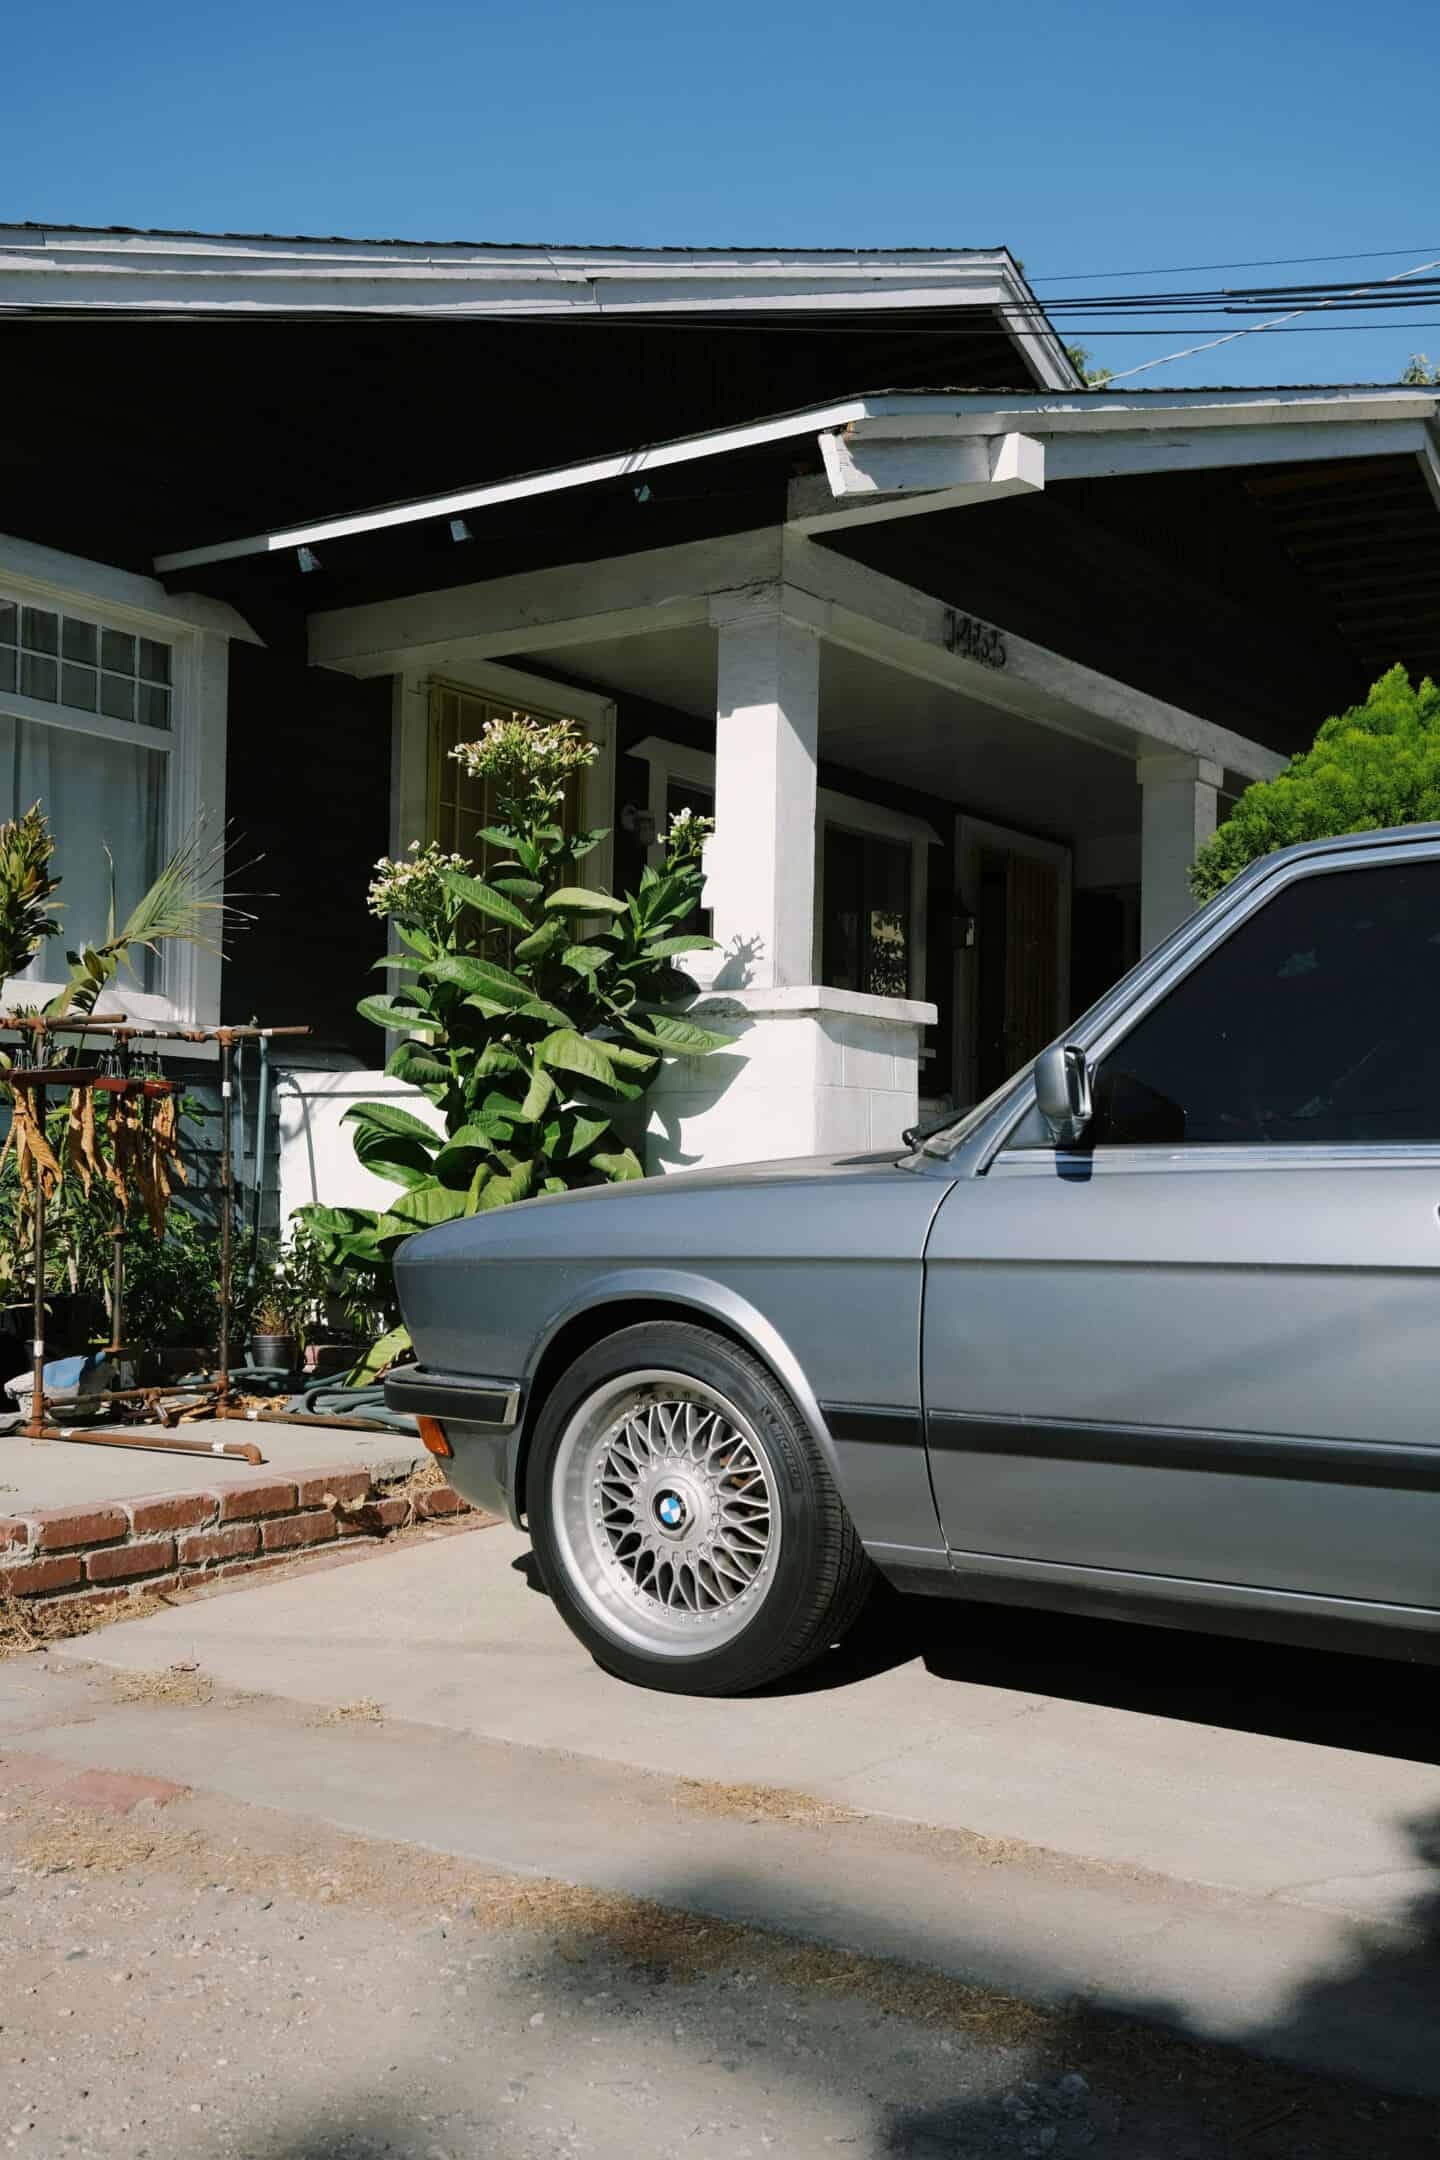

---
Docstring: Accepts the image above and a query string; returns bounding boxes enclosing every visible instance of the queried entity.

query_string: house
[3,221,1439,1217]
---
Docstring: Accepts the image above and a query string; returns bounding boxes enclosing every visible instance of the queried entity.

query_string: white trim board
[310,524,1285,789]
[0,531,258,642]
[156,384,1438,574]
[4,234,1075,390]
[0,558,229,1027]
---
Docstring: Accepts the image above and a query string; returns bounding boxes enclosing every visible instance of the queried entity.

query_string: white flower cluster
[664,806,715,861]
[450,713,598,790]
[367,839,469,922]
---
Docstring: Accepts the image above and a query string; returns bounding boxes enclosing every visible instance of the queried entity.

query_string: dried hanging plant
[66,1085,100,1198]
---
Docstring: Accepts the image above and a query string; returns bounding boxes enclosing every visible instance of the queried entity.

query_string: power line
[1058,322,1440,336]
[1028,243,1440,284]
[1100,252,1440,384]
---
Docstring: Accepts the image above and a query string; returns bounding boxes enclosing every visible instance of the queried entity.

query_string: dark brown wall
[223,645,392,1058]
[832,468,1372,757]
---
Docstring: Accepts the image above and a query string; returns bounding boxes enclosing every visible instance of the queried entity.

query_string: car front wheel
[526,1320,872,1695]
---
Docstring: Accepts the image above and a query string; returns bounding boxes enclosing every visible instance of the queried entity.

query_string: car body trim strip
[927,1410,1440,1490]
[820,1403,925,1450]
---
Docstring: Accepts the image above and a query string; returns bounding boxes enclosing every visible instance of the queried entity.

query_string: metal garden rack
[2,1016,313,1463]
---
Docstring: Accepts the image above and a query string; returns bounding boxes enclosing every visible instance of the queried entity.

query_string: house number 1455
[945,612,1007,669]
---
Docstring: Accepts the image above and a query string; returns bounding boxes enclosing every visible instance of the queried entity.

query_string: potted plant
[247,1289,296,1373]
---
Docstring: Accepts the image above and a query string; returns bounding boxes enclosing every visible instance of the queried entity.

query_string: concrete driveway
[30,1521,1440,2097]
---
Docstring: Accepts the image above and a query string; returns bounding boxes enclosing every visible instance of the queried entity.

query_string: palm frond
[113,823,237,969]
[46,821,258,1017]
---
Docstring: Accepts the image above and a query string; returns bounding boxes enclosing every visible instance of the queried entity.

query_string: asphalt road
[1,1669,1436,2160]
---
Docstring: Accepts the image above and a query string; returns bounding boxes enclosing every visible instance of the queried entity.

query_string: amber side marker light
[418,1416,452,1458]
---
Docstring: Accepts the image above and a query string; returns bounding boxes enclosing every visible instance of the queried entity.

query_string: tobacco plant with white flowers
[298,715,723,1378]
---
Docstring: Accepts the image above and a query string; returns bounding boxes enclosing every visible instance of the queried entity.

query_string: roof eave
[153,384,1440,578]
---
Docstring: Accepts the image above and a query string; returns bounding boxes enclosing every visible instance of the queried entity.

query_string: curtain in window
[0,714,167,990]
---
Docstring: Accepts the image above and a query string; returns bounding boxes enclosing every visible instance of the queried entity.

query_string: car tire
[526,1320,873,1696]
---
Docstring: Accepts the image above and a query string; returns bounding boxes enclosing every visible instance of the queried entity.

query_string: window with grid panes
[0,596,174,990]
[428,681,586,868]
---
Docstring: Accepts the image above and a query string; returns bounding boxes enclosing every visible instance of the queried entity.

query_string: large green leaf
[544,888,627,915]
[475,827,540,876]
[345,1324,412,1388]
[476,1044,524,1078]
[514,917,567,963]
[297,1202,369,1239]
[601,1041,660,1073]
[479,1157,536,1210]
[437,867,533,932]
[394,923,436,960]
[378,1181,470,1232]
[492,876,545,902]
[591,1147,646,1182]
[342,1102,441,1145]
[447,1117,511,1148]
[538,1029,617,1085]
[515,996,571,1028]
[425,953,530,1005]
[371,955,423,975]
[640,933,719,960]
[385,1041,451,1095]
[559,1110,614,1158]
[356,993,426,1034]
[624,1012,732,1056]
[435,1138,492,1189]
[561,942,613,976]
[352,1134,439,1190]
[521,1066,556,1121]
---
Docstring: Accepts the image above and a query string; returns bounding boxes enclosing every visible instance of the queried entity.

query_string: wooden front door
[975,848,1062,1099]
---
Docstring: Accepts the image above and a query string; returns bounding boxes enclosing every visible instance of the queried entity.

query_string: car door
[922,846,1440,1619]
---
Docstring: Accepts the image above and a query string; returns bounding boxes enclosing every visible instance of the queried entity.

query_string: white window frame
[0,536,232,1029]
[390,658,616,894]
[630,735,940,1000]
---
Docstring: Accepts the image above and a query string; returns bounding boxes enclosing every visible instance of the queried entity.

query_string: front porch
[299,524,1283,1175]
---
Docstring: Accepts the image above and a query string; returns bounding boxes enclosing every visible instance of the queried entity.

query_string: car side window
[1090,857,1440,1147]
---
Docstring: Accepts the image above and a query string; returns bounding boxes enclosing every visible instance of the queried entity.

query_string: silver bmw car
[388,824,1440,1693]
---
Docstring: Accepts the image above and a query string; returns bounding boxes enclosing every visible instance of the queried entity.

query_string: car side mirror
[1034,1043,1093,1146]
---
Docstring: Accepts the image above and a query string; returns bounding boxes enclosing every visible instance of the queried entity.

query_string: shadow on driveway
[514,1544,1439,1764]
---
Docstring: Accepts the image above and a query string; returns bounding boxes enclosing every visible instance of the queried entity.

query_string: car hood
[397,1147,941,1275]
[528,1147,913,1204]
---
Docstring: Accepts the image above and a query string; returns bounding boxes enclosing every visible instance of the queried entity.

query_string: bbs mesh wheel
[526,1320,873,1695]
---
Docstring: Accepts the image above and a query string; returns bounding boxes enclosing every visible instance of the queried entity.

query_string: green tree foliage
[1066,344,1114,389]
[1400,354,1440,385]
[297,714,728,1378]
[1190,666,1440,902]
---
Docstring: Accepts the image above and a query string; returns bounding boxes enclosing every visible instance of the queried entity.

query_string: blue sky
[6,0,1438,388]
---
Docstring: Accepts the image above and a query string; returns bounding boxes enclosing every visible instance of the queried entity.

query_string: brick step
[0,1461,475,1621]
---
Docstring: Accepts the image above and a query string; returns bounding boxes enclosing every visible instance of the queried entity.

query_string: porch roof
[156,383,1439,571]
[154,382,1440,746]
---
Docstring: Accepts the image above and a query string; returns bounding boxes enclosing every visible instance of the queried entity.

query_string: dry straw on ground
[111,1663,215,1707]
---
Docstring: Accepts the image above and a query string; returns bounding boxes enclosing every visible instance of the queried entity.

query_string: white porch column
[646,595,935,1171]
[708,601,820,990]
[1138,752,1222,952]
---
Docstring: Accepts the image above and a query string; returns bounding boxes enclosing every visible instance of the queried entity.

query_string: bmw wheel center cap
[655,1489,688,1532]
